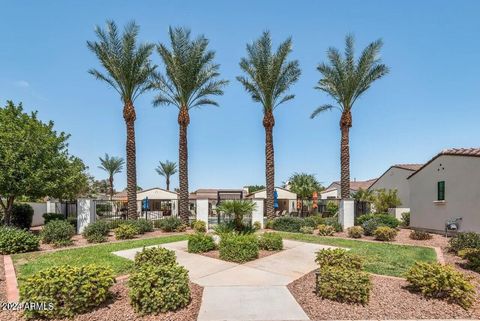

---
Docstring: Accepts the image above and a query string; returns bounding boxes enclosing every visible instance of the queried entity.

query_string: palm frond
[310,104,336,119]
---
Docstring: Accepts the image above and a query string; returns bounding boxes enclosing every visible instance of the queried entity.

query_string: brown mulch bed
[200,249,280,261]
[288,271,480,320]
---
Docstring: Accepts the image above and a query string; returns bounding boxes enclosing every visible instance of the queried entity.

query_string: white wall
[320,189,338,199]
[23,202,47,227]
[410,155,480,233]
[370,167,413,207]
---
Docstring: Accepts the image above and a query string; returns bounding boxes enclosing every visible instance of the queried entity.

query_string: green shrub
[362,218,382,236]
[458,248,480,272]
[315,248,363,270]
[82,220,110,243]
[176,224,187,232]
[11,203,34,229]
[304,215,324,228]
[326,201,339,216]
[0,227,39,254]
[106,219,125,230]
[317,224,335,236]
[154,217,183,232]
[42,212,65,224]
[405,262,475,309]
[316,266,371,304]
[409,230,432,240]
[271,216,304,232]
[373,226,398,241]
[135,219,154,234]
[356,213,376,226]
[358,213,400,229]
[449,232,480,253]
[253,221,262,230]
[265,219,274,229]
[300,226,314,234]
[188,233,216,253]
[219,233,259,263]
[115,223,139,240]
[323,216,343,232]
[258,232,283,251]
[128,263,190,315]
[401,211,410,226]
[347,226,364,238]
[193,220,207,233]
[41,219,75,246]
[20,264,115,319]
[134,246,177,267]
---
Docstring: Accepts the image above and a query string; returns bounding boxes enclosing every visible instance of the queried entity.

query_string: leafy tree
[352,187,375,202]
[288,173,323,214]
[373,189,401,213]
[245,185,265,194]
[151,27,228,223]
[155,160,177,191]
[237,31,301,219]
[87,177,110,196]
[311,35,389,199]
[0,101,88,225]
[216,200,256,231]
[87,20,156,218]
[98,154,124,199]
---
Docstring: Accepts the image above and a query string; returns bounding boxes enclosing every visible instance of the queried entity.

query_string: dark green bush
[193,220,207,233]
[42,212,65,224]
[258,233,283,251]
[135,218,154,234]
[316,266,371,304]
[11,203,34,229]
[356,214,376,226]
[265,219,274,229]
[315,248,363,270]
[134,246,177,267]
[304,215,324,228]
[41,220,75,247]
[449,232,480,253]
[219,233,259,263]
[323,217,343,232]
[154,217,183,232]
[82,220,110,243]
[20,264,115,319]
[373,226,398,241]
[358,213,400,229]
[347,226,364,238]
[409,230,432,240]
[128,263,190,315]
[458,248,480,272]
[188,233,216,253]
[401,212,410,226]
[0,227,39,254]
[405,262,475,309]
[362,218,382,236]
[271,216,304,232]
[253,221,262,230]
[115,223,139,240]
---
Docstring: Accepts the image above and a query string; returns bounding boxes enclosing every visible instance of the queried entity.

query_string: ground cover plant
[458,248,480,272]
[409,229,432,240]
[134,246,177,267]
[258,232,283,251]
[0,227,39,254]
[219,233,259,263]
[449,232,480,253]
[188,232,216,253]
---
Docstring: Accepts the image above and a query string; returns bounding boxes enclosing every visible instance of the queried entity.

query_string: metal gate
[210,190,246,226]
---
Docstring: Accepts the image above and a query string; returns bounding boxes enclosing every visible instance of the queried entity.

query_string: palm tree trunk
[124,101,138,219]
[166,177,170,191]
[340,111,352,200]
[109,176,114,200]
[178,107,190,224]
[263,111,275,220]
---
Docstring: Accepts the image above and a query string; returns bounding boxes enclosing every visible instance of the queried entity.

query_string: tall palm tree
[237,31,301,219]
[87,21,156,218]
[98,154,125,200]
[311,35,388,199]
[155,160,177,191]
[151,27,228,224]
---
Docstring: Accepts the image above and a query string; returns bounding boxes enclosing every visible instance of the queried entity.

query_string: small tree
[98,154,124,199]
[216,200,256,231]
[288,173,323,214]
[352,188,375,202]
[0,101,88,225]
[373,189,401,213]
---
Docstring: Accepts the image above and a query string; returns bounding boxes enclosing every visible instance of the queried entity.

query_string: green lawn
[277,232,437,277]
[13,234,188,280]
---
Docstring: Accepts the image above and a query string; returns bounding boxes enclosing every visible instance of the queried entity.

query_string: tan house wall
[370,167,413,208]
[409,155,480,233]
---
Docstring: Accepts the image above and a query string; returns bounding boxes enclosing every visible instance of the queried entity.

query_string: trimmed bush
[358,213,400,229]
[42,212,65,224]
[405,262,475,309]
[82,220,110,243]
[128,263,190,315]
[324,216,343,232]
[315,248,363,270]
[458,248,480,272]
[304,215,325,228]
[258,232,283,251]
[188,233,216,253]
[11,203,34,229]
[271,216,304,233]
[0,227,39,254]
[449,232,480,253]
[135,219,154,234]
[347,226,364,238]
[134,246,176,267]
[401,212,410,227]
[317,224,335,236]
[300,226,314,234]
[362,218,382,236]
[115,223,139,240]
[154,217,183,232]
[356,213,376,226]
[41,219,75,247]
[193,220,207,233]
[373,226,398,241]
[20,264,115,319]
[409,230,432,240]
[316,266,371,304]
[219,233,259,263]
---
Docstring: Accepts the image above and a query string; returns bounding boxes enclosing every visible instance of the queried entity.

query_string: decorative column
[196,199,209,230]
[251,198,264,228]
[339,199,355,229]
[77,198,95,234]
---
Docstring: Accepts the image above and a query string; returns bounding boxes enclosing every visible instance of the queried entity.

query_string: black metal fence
[55,201,78,220]
[93,200,128,222]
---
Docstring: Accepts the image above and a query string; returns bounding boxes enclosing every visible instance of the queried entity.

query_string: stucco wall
[320,189,338,199]
[370,167,413,207]
[409,155,480,233]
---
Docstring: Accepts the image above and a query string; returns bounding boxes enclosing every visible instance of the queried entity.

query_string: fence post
[196,199,209,230]
[339,199,355,229]
[46,200,56,213]
[251,199,264,228]
[77,198,95,234]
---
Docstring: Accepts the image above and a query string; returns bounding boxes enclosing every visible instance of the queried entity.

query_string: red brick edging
[4,255,19,302]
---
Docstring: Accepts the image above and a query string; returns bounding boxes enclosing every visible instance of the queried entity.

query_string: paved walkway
[113,239,335,321]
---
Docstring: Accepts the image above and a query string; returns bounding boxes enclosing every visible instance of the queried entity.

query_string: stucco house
[246,187,297,214]
[113,187,178,217]
[320,179,377,200]
[408,148,480,233]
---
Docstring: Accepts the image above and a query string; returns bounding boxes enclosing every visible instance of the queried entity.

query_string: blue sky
[1,1,479,191]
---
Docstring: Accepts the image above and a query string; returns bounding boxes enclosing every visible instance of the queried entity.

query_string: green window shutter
[437,181,445,201]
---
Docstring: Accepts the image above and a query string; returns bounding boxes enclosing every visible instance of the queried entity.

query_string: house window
[437,181,445,201]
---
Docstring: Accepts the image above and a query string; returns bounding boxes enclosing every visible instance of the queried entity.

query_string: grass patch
[13,234,187,281]
[277,232,437,277]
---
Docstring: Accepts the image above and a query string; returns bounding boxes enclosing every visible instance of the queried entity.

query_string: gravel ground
[200,249,280,261]
[288,271,480,320]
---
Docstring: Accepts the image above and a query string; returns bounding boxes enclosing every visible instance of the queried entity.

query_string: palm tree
[216,200,256,231]
[87,21,156,218]
[155,160,177,191]
[237,31,301,220]
[311,35,388,199]
[288,173,322,214]
[151,27,228,224]
[98,154,125,200]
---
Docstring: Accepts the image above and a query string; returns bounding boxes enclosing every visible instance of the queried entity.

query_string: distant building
[320,179,377,200]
